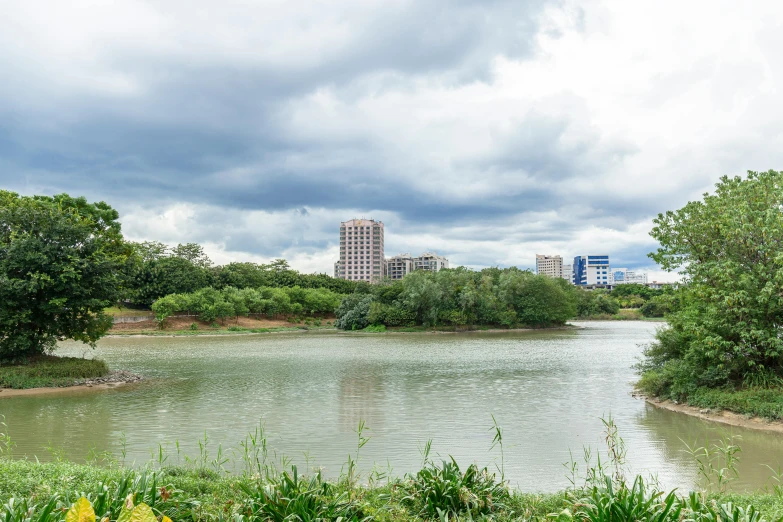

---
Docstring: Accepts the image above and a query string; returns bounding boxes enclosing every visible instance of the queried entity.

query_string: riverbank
[2,459,783,522]
[0,355,142,394]
[108,314,583,337]
[577,308,665,321]
[0,355,110,389]
[645,396,783,434]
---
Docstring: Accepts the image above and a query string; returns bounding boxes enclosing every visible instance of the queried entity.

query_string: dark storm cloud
[0,0,676,272]
[0,1,568,217]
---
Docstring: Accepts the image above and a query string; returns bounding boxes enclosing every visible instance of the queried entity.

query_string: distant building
[573,255,610,285]
[385,252,449,280]
[610,268,648,285]
[335,219,385,282]
[562,264,573,284]
[414,252,449,272]
[536,254,563,278]
[386,253,415,280]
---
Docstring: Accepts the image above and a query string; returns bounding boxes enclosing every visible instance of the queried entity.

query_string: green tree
[0,192,130,359]
[171,243,213,268]
[641,170,783,394]
[132,241,170,262]
[131,256,213,307]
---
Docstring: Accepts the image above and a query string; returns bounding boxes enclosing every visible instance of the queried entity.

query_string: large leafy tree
[643,170,783,393]
[0,192,131,359]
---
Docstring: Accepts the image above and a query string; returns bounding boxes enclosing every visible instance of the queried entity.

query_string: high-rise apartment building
[535,254,563,278]
[335,219,384,282]
[573,255,611,285]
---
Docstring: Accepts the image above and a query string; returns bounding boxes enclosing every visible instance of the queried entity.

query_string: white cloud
[1,0,781,284]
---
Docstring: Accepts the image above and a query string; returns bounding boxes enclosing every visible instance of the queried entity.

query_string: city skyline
[2,1,779,281]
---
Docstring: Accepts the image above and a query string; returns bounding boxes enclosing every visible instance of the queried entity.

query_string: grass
[577,309,665,321]
[684,387,783,421]
[3,459,783,522]
[103,306,153,317]
[0,356,109,389]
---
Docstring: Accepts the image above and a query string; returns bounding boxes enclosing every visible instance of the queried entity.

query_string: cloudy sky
[2,0,782,280]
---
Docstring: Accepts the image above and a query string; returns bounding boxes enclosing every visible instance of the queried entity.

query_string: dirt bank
[0,381,135,399]
[645,397,783,434]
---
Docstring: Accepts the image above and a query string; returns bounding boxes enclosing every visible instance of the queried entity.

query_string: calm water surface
[2,321,782,491]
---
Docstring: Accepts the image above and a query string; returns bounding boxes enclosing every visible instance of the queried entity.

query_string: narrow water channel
[2,322,781,492]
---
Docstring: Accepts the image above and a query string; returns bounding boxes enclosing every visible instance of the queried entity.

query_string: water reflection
[1,323,782,492]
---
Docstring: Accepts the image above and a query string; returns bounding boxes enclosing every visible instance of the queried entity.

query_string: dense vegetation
[638,170,783,411]
[0,192,131,360]
[335,268,579,330]
[151,286,344,324]
[126,244,365,307]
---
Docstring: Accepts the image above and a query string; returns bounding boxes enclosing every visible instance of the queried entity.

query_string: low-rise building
[385,252,449,280]
[415,252,449,272]
[573,255,611,285]
[386,253,415,280]
[610,268,648,285]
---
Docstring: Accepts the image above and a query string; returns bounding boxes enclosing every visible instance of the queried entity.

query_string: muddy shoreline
[645,396,783,434]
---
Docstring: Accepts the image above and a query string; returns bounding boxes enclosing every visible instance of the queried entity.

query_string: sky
[2,1,782,281]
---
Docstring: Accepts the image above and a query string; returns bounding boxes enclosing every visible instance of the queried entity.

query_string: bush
[402,457,508,518]
[363,324,386,333]
[335,294,373,331]
[238,466,364,522]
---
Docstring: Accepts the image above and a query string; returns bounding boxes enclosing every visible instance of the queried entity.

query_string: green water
[2,321,782,491]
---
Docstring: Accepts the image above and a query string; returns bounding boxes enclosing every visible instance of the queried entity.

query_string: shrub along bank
[151,286,345,325]
[636,171,783,420]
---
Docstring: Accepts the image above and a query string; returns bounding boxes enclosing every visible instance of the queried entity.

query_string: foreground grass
[0,356,109,389]
[2,459,783,522]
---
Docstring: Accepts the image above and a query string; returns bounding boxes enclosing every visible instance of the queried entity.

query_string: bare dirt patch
[109,315,335,334]
[645,397,783,434]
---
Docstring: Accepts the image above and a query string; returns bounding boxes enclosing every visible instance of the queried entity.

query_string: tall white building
[535,254,564,278]
[335,219,385,282]
[610,268,648,285]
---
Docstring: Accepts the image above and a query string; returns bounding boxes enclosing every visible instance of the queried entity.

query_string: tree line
[334,267,616,330]
[127,241,365,307]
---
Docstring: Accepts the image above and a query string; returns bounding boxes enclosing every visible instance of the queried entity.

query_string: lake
[2,321,782,492]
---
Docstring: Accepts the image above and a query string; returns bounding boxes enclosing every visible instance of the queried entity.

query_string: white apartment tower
[335,219,384,282]
[536,254,564,279]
